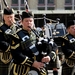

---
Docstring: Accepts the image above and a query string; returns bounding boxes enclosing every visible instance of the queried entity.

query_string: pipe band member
[59,20,75,75]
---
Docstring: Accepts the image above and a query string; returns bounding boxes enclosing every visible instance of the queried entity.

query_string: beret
[66,20,75,28]
[3,8,14,15]
[22,11,33,20]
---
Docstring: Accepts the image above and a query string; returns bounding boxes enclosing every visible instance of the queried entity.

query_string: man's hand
[32,61,44,70]
[41,56,51,63]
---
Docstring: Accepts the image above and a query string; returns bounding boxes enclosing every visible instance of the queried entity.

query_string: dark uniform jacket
[10,30,36,65]
[0,23,56,75]
[59,33,75,67]
[0,23,19,52]
[9,29,45,75]
[0,23,20,64]
[0,23,11,52]
[60,33,75,58]
[9,27,57,75]
[0,23,18,75]
[10,29,56,65]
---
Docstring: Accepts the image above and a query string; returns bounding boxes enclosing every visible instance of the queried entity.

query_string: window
[11,0,26,10]
[12,7,18,10]
[0,4,1,10]
[38,0,45,4]
[48,0,54,4]
[74,1,75,5]
[12,0,18,5]
[65,0,71,4]
[65,0,72,10]
[20,7,25,10]
[21,0,24,9]
[47,7,54,10]
[38,0,55,10]
[38,7,45,10]
[21,0,24,5]
[65,7,72,10]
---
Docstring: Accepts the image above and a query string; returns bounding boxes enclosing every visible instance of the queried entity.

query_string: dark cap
[22,11,33,20]
[66,20,75,28]
[3,8,14,15]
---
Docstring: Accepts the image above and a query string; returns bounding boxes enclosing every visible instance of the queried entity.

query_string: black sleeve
[59,37,73,58]
[11,46,34,67]
[10,36,36,66]
[61,40,73,58]
[48,42,57,61]
[0,31,10,52]
[0,41,10,52]
[52,42,58,52]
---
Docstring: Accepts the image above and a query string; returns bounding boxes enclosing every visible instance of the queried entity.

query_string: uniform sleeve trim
[21,57,28,64]
[69,51,75,58]
[5,45,10,52]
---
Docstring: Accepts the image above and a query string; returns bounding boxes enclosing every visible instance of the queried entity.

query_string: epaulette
[0,22,3,27]
[0,30,2,32]
[10,28,22,39]
[0,23,3,32]
[61,33,69,41]
[21,57,34,66]
[16,28,22,33]
[0,23,4,32]
[13,23,21,29]
[13,23,18,27]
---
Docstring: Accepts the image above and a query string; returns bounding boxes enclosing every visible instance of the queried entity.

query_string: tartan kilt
[46,60,57,70]
[0,60,10,75]
[9,63,30,75]
[62,62,73,75]
[9,63,48,75]
[46,55,61,70]
[0,52,12,75]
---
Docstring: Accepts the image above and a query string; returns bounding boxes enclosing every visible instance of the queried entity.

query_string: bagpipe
[28,26,54,61]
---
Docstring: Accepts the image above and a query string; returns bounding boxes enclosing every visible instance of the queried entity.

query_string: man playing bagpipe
[59,20,75,75]
[0,8,20,75]
[5,11,57,75]
[36,27,60,75]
